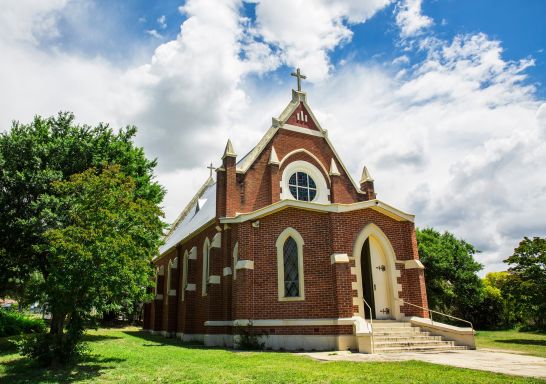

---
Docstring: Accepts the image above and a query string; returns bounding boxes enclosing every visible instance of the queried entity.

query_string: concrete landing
[300,349,546,379]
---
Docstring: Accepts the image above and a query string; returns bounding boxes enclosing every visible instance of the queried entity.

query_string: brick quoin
[144,90,430,348]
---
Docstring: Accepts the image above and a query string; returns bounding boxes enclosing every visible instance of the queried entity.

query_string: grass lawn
[0,327,544,384]
[476,329,546,358]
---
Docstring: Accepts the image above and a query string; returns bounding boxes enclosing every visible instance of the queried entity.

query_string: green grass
[476,329,546,358]
[0,327,544,384]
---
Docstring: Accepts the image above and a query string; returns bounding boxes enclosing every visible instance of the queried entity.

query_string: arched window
[276,228,305,301]
[288,172,317,201]
[283,237,299,296]
[202,238,210,296]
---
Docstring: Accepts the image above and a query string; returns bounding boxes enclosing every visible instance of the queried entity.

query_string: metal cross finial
[207,162,215,177]
[291,68,307,92]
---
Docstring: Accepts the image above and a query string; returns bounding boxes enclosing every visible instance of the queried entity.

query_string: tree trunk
[49,311,65,368]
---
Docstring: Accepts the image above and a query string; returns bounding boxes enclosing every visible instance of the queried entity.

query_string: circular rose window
[288,172,317,201]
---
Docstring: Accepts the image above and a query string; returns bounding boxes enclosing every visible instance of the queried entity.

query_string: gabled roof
[158,177,216,257]
[236,90,363,193]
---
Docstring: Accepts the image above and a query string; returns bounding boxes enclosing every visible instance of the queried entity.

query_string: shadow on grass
[496,339,546,347]
[81,333,122,343]
[0,354,125,384]
[123,330,208,350]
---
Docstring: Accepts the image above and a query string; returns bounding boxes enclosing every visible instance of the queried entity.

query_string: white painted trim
[223,267,232,276]
[211,232,221,248]
[279,149,329,179]
[205,317,360,327]
[202,238,210,297]
[186,283,196,291]
[181,250,189,301]
[208,275,220,284]
[232,242,239,280]
[235,260,254,270]
[281,123,323,137]
[280,159,330,204]
[276,227,305,301]
[221,199,414,224]
[330,253,350,264]
[352,223,401,320]
[189,246,197,260]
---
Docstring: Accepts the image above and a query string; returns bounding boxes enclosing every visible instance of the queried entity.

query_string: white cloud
[395,0,433,38]
[253,0,391,81]
[157,15,167,29]
[0,0,544,275]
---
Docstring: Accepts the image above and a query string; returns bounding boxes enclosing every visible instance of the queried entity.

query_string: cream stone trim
[168,289,176,296]
[330,253,350,264]
[351,281,359,290]
[186,283,196,291]
[181,250,189,301]
[155,294,163,300]
[232,242,239,279]
[329,158,340,176]
[157,265,165,276]
[404,259,425,270]
[170,257,178,269]
[220,199,414,224]
[278,149,329,178]
[189,246,197,260]
[281,123,323,137]
[235,260,254,270]
[276,227,305,302]
[211,232,221,248]
[268,146,280,165]
[208,275,220,285]
[205,317,359,327]
[223,267,232,276]
[352,223,402,320]
[202,237,210,296]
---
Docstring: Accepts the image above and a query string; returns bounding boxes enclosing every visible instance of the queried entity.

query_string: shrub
[234,321,267,350]
[17,332,88,367]
[0,309,46,337]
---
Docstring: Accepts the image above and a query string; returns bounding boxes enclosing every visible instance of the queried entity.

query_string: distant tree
[504,237,546,329]
[19,166,163,366]
[0,112,164,298]
[416,228,483,322]
[472,272,521,329]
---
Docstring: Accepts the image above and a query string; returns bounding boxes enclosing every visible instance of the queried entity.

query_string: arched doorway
[353,224,400,320]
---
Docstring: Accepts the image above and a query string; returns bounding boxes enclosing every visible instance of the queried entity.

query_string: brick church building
[143,71,473,352]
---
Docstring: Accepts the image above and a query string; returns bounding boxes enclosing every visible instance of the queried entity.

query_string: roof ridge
[163,176,215,241]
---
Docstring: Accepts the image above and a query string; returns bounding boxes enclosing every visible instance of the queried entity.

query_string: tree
[504,237,546,329]
[0,112,164,298]
[20,166,163,365]
[416,228,483,322]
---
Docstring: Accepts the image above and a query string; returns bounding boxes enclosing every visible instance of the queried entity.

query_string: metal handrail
[396,298,474,331]
[362,298,374,353]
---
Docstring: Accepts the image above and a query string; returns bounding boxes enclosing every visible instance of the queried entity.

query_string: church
[143,70,475,353]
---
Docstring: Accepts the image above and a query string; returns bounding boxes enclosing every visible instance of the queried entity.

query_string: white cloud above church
[0,0,544,274]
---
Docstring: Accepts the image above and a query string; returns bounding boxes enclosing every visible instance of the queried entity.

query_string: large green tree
[19,166,163,365]
[0,112,164,298]
[504,236,546,328]
[416,228,483,322]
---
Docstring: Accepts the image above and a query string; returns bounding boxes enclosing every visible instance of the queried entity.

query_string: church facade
[143,80,431,352]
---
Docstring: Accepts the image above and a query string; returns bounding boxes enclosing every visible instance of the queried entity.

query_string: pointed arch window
[181,250,189,301]
[276,228,305,301]
[202,238,210,296]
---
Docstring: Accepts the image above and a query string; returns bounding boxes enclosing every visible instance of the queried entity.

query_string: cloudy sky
[1,0,545,274]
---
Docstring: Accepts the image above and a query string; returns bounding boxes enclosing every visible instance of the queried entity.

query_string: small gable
[286,103,320,131]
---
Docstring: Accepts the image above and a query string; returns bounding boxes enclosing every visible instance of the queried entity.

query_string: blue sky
[44,0,546,97]
[1,0,545,274]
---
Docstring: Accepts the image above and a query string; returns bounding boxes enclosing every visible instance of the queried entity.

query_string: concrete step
[374,345,468,353]
[373,335,443,342]
[374,340,455,348]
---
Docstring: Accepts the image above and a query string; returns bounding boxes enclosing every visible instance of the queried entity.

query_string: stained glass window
[283,236,299,297]
[288,172,317,201]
